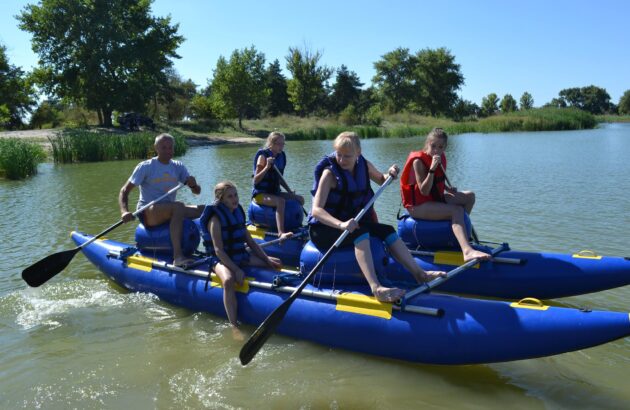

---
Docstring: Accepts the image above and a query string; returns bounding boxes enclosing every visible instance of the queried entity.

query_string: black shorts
[309,221,397,250]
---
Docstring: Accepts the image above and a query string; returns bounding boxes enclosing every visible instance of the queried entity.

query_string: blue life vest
[199,202,249,266]
[308,153,375,225]
[252,149,286,197]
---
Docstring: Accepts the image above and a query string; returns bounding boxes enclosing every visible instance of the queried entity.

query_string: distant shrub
[0,138,46,179]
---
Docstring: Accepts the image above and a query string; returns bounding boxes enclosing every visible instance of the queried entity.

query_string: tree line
[2,0,629,130]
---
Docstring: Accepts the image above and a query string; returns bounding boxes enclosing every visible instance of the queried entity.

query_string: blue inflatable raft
[72,231,629,365]
[248,222,630,300]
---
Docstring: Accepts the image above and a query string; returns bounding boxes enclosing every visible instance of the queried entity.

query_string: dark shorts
[309,222,398,251]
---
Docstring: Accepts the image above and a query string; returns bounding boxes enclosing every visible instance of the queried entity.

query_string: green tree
[545,97,567,108]
[411,48,464,116]
[0,44,36,129]
[18,0,183,127]
[372,47,414,113]
[520,92,534,110]
[619,90,630,115]
[210,46,268,128]
[265,59,291,116]
[149,68,197,122]
[451,97,479,120]
[558,85,612,114]
[501,94,518,113]
[30,100,62,129]
[285,46,332,116]
[480,93,499,117]
[330,65,363,113]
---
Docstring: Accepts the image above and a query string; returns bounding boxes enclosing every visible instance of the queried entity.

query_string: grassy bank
[49,129,187,163]
[236,107,597,140]
[0,138,46,180]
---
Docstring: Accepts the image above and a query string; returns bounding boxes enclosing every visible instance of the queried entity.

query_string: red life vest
[400,151,447,208]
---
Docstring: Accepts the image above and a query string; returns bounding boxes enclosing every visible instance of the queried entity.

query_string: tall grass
[244,108,597,141]
[0,138,47,180]
[49,129,187,163]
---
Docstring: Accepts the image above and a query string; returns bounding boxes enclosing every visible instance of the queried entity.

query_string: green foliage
[266,59,292,116]
[501,94,518,113]
[520,92,534,110]
[372,47,463,116]
[0,138,46,179]
[618,90,630,115]
[18,0,183,126]
[480,93,499,117]
[149,68,198,122]
[210,46,268,128]
[451,98,479,121]
[372,48,414,113]
[189,94,214,120]
[338,104,360,125]
[557,86,612,114]
[412,48,464,116]
[364,105,383,126]
[285,47,332,116]
[49,129,187,163]
[0,44,36,129]
[30,100,62,129]
[331,65,363,113]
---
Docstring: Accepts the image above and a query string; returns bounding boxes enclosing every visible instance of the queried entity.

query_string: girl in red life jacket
[205,181,283,334]
[252,132,304,241]
[310,132,445,303]
[400,128,490,262]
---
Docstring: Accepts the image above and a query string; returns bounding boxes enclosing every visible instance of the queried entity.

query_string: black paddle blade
[239,298,292,365]
[21,247,80,287]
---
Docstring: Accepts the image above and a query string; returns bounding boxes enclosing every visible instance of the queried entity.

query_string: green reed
[49,129,187,163]
[0,138,47,180]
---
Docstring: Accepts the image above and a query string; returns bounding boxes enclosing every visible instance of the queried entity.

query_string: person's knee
[223,275,235,290]
[276,197,285,210]
[171,201,186,217]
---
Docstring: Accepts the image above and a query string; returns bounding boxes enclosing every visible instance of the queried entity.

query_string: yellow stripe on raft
[510,297,549,311]
[127,255,154,272]
[336,293,392,319]
[208,275,251,293]
[434,251,480,268]
[572,250,602,260]
[247,225,267,240]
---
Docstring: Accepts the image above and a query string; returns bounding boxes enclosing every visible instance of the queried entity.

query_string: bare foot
[414,270,447,283]
[373,286,406,303]
[173,257,196,268]
[463,249,491,262]
[231,326,245,342]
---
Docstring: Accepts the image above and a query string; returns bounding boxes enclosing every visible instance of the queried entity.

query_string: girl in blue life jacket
[200,181,283,329]
[252,132,304,240]
[309,132,446,303]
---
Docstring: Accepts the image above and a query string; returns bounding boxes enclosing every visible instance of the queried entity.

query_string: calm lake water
[1,124,629,408]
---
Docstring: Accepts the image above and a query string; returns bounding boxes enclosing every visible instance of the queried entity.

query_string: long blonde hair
[265,131,285,149]
[214,181,237,204]
[423,128,448,151]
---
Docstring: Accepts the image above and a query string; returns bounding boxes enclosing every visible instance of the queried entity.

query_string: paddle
[273,164,308,217]
[401,242,508,303]
[440,164,480,244]
[22,183,185,287]
[239,176,394,365]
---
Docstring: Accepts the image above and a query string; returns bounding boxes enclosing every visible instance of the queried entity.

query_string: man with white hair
[119,133,203,266]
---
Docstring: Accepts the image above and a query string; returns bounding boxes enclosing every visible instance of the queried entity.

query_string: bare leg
[256,193,293,240]
[144,202,202,266]
[387,238,445,282]
[354,238,405,302]
[445,190,476,214]
[214,263,239,327]
[409,202,489,262]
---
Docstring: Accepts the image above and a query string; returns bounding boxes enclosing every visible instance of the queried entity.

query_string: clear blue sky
[2,0,629,106]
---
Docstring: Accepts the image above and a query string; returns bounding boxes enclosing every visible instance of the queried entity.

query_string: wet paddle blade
[21,248,80,287]
[239,297,292,365]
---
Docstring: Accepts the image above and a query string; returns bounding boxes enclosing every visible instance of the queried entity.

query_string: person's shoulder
[169,159,187,169]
